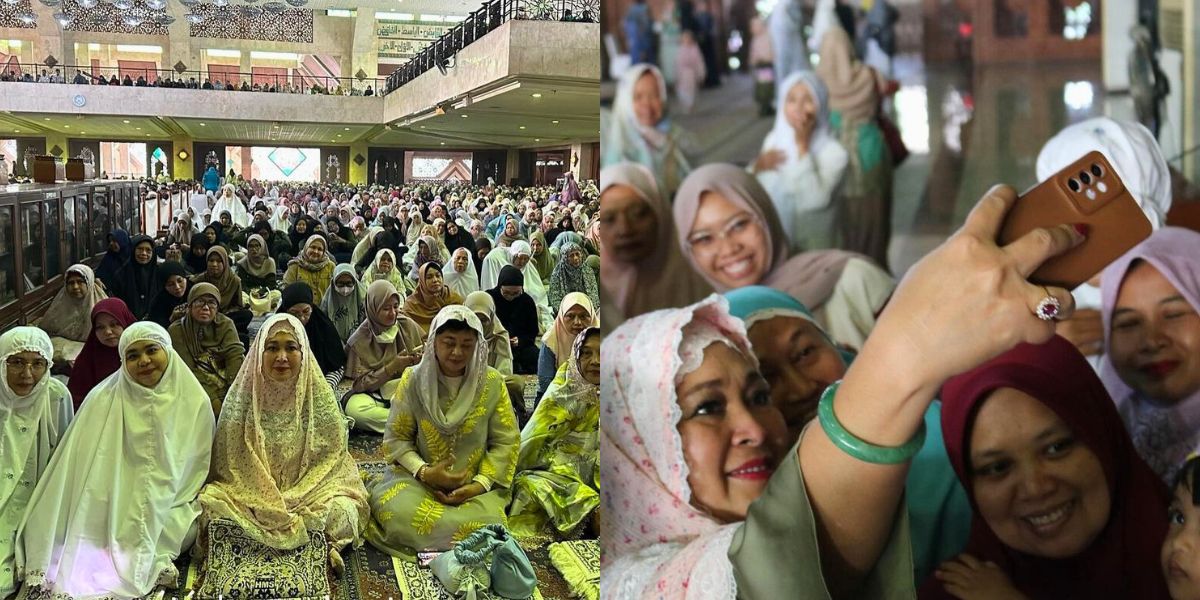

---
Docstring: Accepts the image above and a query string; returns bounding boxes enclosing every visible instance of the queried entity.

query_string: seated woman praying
[146,261,192,328]
[192,245,254,346]
[343,280,424,434]
[36,264,107,366]
[278,282,348,388]
[283,235,336,301]
[168,283,246,415]
[442,248,480,299]
[320,264,367,344]
[0,328,73,599]
[403,261,465,335]
[488,266,541,376]
[17,322,214,599]
[464,291,524,407]
[111,234,162,319]
[509,327,600,537]
[536,293,599,403]
[37,264,105,343]
[236,233,280,293]
[920,335,1170,599]
[198,314,369,578]
[547,241,599,315]
[364,305,520,560]
[364,248,409,293]
[66,298,136,409]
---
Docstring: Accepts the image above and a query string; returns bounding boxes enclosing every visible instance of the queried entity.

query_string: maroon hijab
[923,335,1169,599]
[67,298,136,409]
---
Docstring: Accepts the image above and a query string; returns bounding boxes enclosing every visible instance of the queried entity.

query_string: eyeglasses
[191,298,219,309]
[6,357,48,372]
[685,214,757,257]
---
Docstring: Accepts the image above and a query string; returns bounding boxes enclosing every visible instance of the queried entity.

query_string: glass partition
[0,206,15,306]
[21,202,44,291]
[92,192,110,256]
[45,199,61,280]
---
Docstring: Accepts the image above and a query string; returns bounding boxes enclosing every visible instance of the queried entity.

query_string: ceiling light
[461,114,467,118]
[534,138,539,141]
[336,134,341,137]
[79,131,85,134]
[13,130,19,133]
[551,120,559,124]
[531,93,541,98]
[122,119,130,123]
[419,125,425,129]
[200,123,205,126]
[440,142,445,145]
[518,126,525,129]
[62,125,69,128]
[135,127,141,130]
[43,118,50,121]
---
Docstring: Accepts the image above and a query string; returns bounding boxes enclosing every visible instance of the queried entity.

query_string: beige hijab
[464,291,514,373]
[200,314,369,550]
[541,292,599,369]
[38,264,107,342]
[815,25,879,123]
[345,280,424,374]
[600,162,712,330]
[193,245,245,311]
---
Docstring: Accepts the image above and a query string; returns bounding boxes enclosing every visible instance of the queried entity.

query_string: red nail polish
[1073,223,1089,237]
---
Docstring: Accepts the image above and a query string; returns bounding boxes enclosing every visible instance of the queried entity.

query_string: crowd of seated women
[0,175,602,597]
[601,10,1200,597]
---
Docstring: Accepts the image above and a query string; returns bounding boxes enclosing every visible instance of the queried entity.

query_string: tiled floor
[603,53,1122,277]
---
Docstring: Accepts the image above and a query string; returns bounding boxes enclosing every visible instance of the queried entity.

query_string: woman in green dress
[509,327,600,537]
[364,305,521,559]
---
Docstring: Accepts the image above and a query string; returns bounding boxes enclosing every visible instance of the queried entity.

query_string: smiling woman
[1099,227,1200,485]
[168,282,246,415]
[925,335,1169,599]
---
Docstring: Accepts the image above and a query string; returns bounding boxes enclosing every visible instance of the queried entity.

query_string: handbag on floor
[430,526,497,600]
[489,526,537,599]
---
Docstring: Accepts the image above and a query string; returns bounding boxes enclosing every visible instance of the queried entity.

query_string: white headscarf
[16,321,215,598]
[395,305,491,438]
[1035,116,1172,230]
[761,71,834,162]
[270,204,291,233]
[442,247,479,299]
[212,185,251,228]
[0,327,72,589]
[602,64,692,194]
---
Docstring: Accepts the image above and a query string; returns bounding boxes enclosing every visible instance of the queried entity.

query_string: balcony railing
[382,0,598,95]
[0,63,387,97]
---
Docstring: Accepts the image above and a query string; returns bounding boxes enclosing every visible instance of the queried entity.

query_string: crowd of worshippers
[0,175,601,597]
[0,67,376,95]
[600,8,1200,597]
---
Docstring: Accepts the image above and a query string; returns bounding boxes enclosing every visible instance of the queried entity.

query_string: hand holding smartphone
[998,151,1152,289]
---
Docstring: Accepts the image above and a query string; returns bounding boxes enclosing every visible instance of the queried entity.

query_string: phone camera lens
[1091,163,1104,177]
[1067,178,1081,192]
[1079,171,1092,185]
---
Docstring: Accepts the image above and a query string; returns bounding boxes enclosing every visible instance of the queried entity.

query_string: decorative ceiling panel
[62,1,170,35]
[188,3,313,43]
[0,0,39,29]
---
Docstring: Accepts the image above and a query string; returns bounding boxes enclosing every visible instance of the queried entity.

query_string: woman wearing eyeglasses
[168,283,246,415]
[0,327,73,599]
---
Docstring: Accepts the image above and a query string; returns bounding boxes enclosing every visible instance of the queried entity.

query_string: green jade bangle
[817,380,926,464]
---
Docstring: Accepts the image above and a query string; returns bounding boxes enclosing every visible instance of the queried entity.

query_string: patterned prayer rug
[548,541,600,600]
[195,519,331,600]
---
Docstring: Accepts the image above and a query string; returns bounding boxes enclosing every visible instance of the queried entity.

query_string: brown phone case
[998,151,1152,289]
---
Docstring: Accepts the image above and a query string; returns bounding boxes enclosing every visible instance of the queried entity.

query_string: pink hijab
[600,295,749,599]
[672,162,862,310]
[599,162,712,329]
[1099,227,1200,483]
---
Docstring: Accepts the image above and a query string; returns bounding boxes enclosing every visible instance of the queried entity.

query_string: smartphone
[997,151,1152,289]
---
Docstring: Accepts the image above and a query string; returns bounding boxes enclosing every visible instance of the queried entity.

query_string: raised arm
[798,185,1086,594]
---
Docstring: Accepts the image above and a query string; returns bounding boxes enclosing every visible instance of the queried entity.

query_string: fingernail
[1073,223,1089,237]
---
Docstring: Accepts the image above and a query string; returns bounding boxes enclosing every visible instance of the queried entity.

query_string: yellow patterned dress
[508,361,599,537]
[365,366,520,559]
